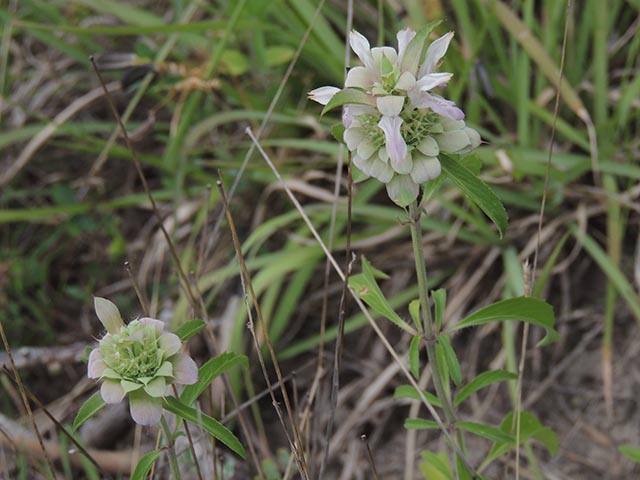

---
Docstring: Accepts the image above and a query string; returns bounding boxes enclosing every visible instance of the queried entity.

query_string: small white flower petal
[416,72,453,92]
[357,138,377,159]
[156,361,173,377]
[391,151,414,175]
[386,175,419,207]
[138,317,165,335]
[88,349,106,379]
[411,156,442,183]
[464,127,482,151]
[345,66,376,89]
[417,136,440,157]
[344,127,367,151]
[378,116,407,166]
[129,391,163,426]
[378,146,389,163]
[419,31,455,78]
[308,86,340,105]
[94,297,124,335]
[376,96,405,117]
[349,30,374,69]
[395,71,416,91]
[371,47,398,71]
[368,158,395,183]
[397,28,417,64]
[351,154,372,178]
[144,377,167,398]
[100,379,125,404]
[172,354,198,385]
[121,379,143,393]
[436,130,472,153]
[159,332,181,357]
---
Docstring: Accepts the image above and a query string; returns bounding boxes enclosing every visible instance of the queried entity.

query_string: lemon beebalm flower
[309,25,481,207]
[88,297,198,426]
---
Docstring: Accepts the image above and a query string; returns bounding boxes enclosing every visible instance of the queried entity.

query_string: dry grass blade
[216,178,310,479]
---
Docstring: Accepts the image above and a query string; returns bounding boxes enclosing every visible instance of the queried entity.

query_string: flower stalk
[408,201,457,425]
[160,415,182,480]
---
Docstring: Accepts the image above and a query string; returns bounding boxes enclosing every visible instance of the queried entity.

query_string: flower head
[309,26,480,206]
[88,297,198,426]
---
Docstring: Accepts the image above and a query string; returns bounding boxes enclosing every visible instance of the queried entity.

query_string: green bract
[88,297,198,426]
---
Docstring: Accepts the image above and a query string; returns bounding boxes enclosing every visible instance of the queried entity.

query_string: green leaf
[409,335,421,379]
[264,46,294,67]
[348,257,418,335]
[432,289,446,330]
[393,385,442,408]
[619,445,640,463]
[162,397,246,458]
[486,411,559,465]
[457,421,513,443]
[130,450,162,480]
[72,391,106,431]
[456,454,474,480]
[405,418,439,430]
[321,88,376,115]
[419,451,452,480]
[331,123,345,144]
[453,296,559,347]
[437,334,461,387]
[454,370,517,406]
[440,153,508,238]
[409,299,422,331]
[174,319,206,342]
[181,352,248,406]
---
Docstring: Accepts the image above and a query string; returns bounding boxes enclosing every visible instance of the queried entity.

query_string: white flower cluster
[310,27,480,206]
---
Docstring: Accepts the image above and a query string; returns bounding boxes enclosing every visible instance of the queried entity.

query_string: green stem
[160,415,182,480]
[408,202,457,425]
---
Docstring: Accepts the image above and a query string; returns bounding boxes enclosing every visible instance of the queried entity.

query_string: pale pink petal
[396,28,416,64]
[419,32,455,78]
[144,377,167,398]
[100,379,126,404]
[371,47,398,72]
[378,116,407,166]
[368,159,394,183]
[308,86,340,105]
[386,175,419,207]
[417,136,439,157]
[129,391,163,426]
[349,30,373,69]
[395,71,416,91]
[376,96,404,117]
[88,349,106,379]
[391,151,413,175]
[413,93,465,120]
[411,155,442,183]
[345,66,375,89]
[344,127,366,151]
[171,354,198,385]
[159,332,181,356]
[138,317,164,335]
[94,297,124,335]
[416,72,453,92]
[357,138,377,159]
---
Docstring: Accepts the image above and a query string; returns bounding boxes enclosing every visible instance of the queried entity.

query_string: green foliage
[131,450,163,480]
[454,370,517,406]
[72,392,106,431]
[619,445,640,463]
[348,256,418,335]
[180,352,248,406]
[174,319,206,341]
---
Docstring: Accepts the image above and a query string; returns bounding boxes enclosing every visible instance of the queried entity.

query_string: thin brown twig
[89,56,199,317]
[361,435,380,480]
[216,177,309,479]
[320,160,354,478]
[0,328,57,479]
[2,366,109,478]
[514,1,572,478]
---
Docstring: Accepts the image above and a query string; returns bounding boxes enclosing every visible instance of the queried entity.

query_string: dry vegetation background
[1,0,640,478]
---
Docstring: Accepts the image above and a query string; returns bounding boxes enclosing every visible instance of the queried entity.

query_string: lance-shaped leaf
[454,370,517,406]
[349,257,418,335]
[181,352,248,406]
[440,153,508,238]
[321,88,376,115]
[452,296,559,346]
[131,450,162,480]
[72,391,106,431]
[175,319,206,342]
